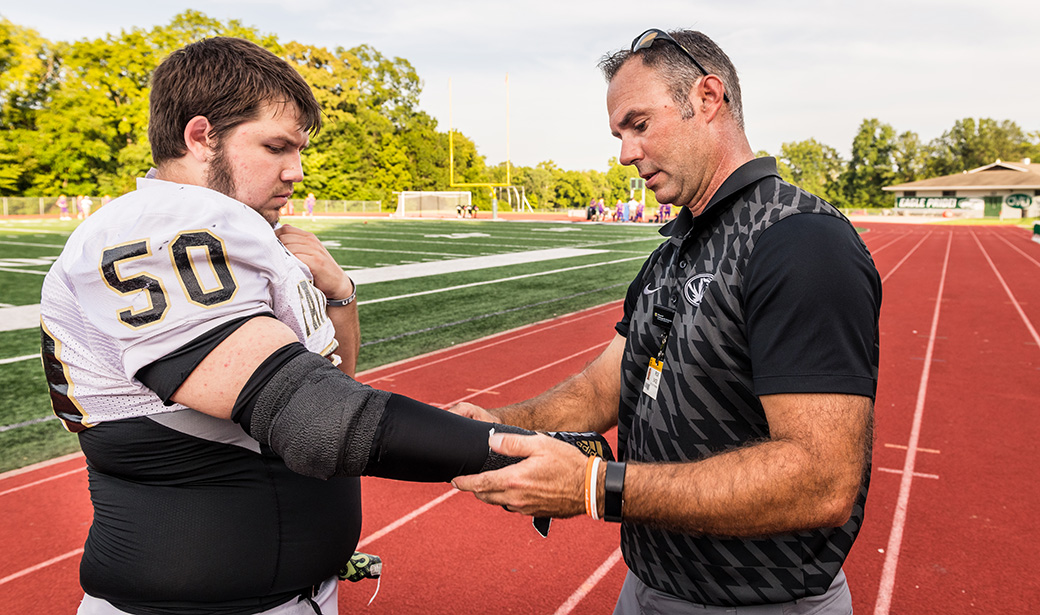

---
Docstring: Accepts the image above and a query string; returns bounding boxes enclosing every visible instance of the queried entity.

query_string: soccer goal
[393,191,473,218]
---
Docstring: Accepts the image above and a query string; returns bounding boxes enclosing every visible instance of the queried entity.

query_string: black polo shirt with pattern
[614,157,881,606]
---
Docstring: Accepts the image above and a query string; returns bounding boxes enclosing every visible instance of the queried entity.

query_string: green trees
[0,11,486,205]
[770,118,1039,209]
[1,12,1038,211]
[925,118,1039,177]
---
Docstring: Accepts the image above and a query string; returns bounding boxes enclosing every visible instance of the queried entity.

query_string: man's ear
[184,116,214,162]
[696,75,727,122]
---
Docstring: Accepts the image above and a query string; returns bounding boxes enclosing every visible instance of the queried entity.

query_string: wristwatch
[603,461,626,522]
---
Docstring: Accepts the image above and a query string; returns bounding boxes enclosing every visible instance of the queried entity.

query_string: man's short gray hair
[598,30,744,130]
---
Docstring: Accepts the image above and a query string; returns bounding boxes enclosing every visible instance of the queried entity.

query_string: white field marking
[553,547,624,615]
[361,256,643,305]
[325,244,473,258]
[875,467,940,480]
[360,302,619,383]
[971,230,1040,349]
[0,266,47,275]
[884,443,940,454]
[0,240,65,249]
[0,451,83,482]
[0,227,70,235]
[356,488,458,549]
[0,466,84,497]
[880,232,930,285]
[0,250,619,332]
[0,354,38,365]
[0,548,84,587]
[443,341,610,408]
[0,305,43,332]
[874,231,952,615]
[347,247,606,285]
[990,230,1040,269]
[0,302,13,308]
[423,232,491,239]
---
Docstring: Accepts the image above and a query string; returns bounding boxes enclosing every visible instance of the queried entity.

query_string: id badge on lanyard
[642,304,675,400]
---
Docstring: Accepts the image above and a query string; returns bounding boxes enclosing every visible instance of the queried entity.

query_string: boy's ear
[184,116,214,162]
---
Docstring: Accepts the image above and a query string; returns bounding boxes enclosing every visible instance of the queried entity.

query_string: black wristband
[603,461,626,522]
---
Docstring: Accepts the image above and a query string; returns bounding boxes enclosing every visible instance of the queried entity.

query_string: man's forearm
[491,334,626,433]
[492,373,617,433]
[613,440,866,537]
[605,393,872,537]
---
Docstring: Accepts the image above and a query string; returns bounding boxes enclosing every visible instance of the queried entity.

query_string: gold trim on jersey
[39,319,94,432]
[168,229,239,308]
[296,279,328,338]
[99,239,171,329]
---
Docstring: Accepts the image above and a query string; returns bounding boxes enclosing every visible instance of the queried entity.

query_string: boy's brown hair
[149,37,322,166]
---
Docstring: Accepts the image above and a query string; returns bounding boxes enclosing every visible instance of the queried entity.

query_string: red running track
[1,223,1038,613]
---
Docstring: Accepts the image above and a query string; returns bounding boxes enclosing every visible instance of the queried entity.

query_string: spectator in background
[57,195,70,220]
[305,192,316,219]
[78,195,93,219]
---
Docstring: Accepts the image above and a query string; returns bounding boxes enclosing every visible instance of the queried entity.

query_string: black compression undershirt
[136,313,276,404]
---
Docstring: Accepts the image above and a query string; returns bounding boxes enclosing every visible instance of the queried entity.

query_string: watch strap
[603,461,626,522]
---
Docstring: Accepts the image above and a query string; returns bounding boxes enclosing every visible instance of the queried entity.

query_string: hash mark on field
[876,467,939,480]
[885,443,941,454]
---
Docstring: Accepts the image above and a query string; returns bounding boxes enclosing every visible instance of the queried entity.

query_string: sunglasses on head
[630,28,730,103]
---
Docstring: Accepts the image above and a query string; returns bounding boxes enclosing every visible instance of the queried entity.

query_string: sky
[3,0,1039,172]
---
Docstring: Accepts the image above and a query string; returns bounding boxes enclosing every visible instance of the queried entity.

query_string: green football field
[0,216,664,472]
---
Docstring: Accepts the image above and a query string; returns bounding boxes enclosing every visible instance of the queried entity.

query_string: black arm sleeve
[230,343,530,482]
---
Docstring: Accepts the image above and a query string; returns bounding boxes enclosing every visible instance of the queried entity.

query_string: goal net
[393,191,473,218]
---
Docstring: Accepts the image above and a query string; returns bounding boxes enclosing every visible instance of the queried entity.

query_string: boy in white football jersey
[40,37,604,615]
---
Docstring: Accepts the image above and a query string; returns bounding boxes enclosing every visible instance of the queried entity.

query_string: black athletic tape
[231,342,310,434]
[234,348,389,479]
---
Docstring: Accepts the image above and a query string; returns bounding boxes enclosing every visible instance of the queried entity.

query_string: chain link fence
[1,196,385,217]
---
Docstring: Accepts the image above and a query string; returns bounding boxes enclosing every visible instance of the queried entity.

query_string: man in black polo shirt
[452,28,881,614]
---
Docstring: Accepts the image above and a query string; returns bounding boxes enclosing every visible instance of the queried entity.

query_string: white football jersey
[40,177,339,431]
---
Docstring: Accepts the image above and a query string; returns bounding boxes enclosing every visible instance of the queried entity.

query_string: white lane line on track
[989,230,1040,269]
[880,232,930,285]
[864,234,911,256]
[970,231,1040,350]
[0,548,84,587]
[553,547,623,615]
[444,341,610,408]
[356,488,458,550]
[0,467,84,497]
[873,231,952,615]
[875,467,939,480]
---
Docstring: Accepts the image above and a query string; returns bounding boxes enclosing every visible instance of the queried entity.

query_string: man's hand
[452,432,589,519]
[275,224,353,300]
[447,402,497,422]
